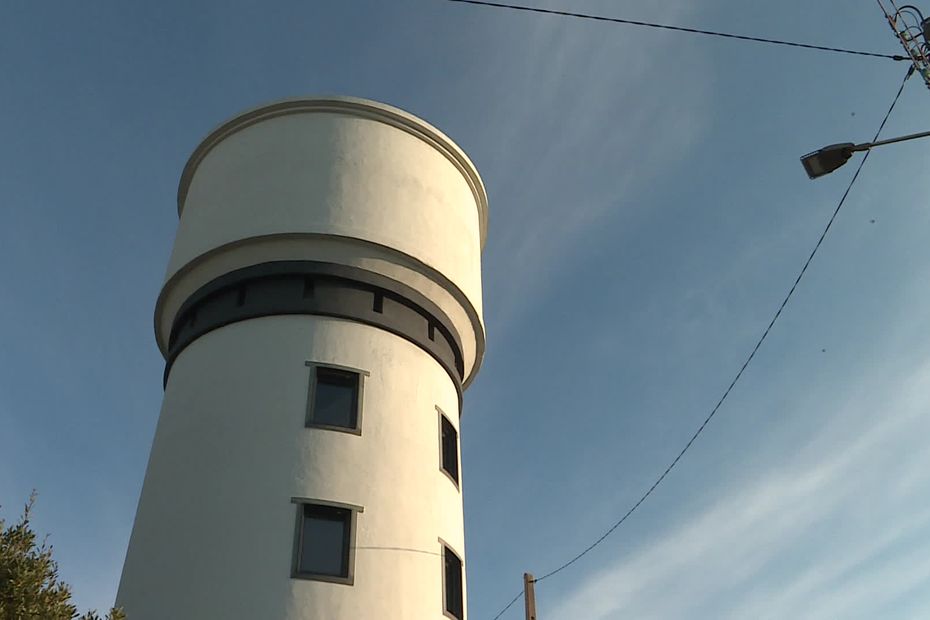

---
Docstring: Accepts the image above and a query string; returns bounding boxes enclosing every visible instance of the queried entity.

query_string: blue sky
[3,1,930,618]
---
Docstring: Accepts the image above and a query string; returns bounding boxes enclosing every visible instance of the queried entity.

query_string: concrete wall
[119,316,465,619]
[118,98,486,619]
[155,97,487,385]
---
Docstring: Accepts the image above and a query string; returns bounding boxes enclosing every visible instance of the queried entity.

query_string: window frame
[304,361,368,435]
[291,497,363,586]
[440,540,465,620]
[437,407,460,488]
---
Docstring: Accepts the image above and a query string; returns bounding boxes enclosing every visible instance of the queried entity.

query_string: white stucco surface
[157,98,487,383]
[119,98,484,619]
[118,317,466,619]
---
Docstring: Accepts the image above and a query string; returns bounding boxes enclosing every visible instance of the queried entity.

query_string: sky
[2,1,930,618]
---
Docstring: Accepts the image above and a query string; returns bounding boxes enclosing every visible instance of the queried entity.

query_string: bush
[0,493,125,620]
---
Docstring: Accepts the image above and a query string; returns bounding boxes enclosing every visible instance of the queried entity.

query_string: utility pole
[877,0,930,89]
[524,573,537,620]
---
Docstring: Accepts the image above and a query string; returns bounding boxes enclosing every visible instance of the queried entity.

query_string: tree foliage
[0,493,125,620]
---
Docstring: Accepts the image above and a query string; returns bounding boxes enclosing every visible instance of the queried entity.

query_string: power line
[531,64,913,585]
[489,589,523,620]
[486,64,914,620]
[447,0,908,61]
[351,546,442,556]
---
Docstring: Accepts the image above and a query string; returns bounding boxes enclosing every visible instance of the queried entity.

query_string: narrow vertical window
[439,412,459,485]
[292,500,361,585]
[306,364,363,433]
[443,545,464,619]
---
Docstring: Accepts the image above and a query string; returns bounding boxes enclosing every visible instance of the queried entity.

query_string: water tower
[117,97,488,619]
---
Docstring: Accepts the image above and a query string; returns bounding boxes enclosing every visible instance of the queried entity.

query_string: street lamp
[801,129,930,179]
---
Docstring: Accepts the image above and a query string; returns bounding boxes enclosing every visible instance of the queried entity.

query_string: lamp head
[800,143,855,179]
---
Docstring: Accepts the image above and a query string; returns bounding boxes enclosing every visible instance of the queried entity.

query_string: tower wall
[118,98,487,619]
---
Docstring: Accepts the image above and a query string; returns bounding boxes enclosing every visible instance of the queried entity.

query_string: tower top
[157,95,488,387]
[177,96,489,248]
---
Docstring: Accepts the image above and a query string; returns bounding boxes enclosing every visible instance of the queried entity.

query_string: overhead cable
[489,590,523,620]
[447,0,908,61]
[486,63,914,620]
[531,64,914,585]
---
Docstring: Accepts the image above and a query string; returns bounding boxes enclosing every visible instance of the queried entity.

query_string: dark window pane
[299,504,350,578]
[444,547,463,619]
[441,416,459,483]
[312,368,359,429]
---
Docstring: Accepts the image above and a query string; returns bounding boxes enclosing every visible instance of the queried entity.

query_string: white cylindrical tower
[117,97,487,619]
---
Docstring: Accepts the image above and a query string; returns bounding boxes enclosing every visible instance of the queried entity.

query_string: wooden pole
[524,572,537,620]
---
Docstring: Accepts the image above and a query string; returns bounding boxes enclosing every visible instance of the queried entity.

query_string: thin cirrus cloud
[469,0,712,334]
[549,346,930,620]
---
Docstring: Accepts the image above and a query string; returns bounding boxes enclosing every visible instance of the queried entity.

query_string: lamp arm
[856,128,930,151]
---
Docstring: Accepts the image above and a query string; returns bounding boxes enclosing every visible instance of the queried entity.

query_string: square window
[440,414,459,485]
[443,545,464,619]
[295,503,352,581]
[308,366,360,431]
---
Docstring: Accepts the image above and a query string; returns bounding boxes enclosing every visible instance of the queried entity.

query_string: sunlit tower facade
[117,97,488,619]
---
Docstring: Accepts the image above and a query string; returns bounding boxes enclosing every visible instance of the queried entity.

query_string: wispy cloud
[549,352,930,619]
[465,2,714,334]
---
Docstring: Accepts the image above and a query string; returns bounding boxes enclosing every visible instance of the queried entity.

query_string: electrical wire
[447,0,908,61]
[899,4,926,24]
[485,63,915,620]
[531,64,914,585]
[351,546,443,556]
[490,589,523,620]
